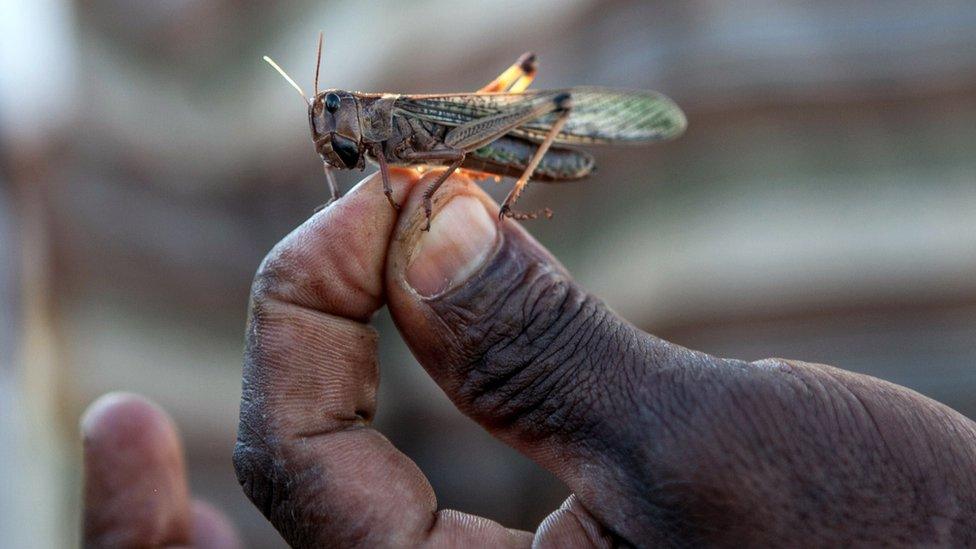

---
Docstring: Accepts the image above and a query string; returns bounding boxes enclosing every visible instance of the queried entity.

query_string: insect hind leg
[500,93,572,221]
[479,52,537,93]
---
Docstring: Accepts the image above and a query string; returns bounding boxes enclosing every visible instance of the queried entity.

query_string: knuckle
[233,417,311,544]
[233,412,289,519]
[249,221,382,319]
[232,439,281,517]
[235,384,337,546]
[432,259,628,441]
[250,245,304,306]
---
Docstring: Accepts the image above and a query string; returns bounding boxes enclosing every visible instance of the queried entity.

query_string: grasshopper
[265,34,686,229]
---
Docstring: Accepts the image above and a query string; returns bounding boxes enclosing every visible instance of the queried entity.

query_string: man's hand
[82,393,241,548]
[229,168,976,547]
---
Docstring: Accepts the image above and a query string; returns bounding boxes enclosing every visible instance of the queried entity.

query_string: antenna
[263,56,311,106]
[314,32,324,97]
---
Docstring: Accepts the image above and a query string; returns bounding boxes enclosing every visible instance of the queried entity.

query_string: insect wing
[395,87,686,145]
[522,87,686,144]
[395,93,538,126]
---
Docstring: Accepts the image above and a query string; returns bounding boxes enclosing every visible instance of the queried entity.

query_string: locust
[265,34,686,229]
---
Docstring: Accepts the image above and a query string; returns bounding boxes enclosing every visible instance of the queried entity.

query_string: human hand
[234,169,976,547]
[82,393,241,548]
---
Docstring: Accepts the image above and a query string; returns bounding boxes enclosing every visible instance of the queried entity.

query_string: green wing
[394,87,687,145]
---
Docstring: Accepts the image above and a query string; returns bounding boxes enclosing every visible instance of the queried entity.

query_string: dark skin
[83,169,976,547]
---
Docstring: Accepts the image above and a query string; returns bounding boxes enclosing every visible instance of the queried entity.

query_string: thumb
[385,172,698,531]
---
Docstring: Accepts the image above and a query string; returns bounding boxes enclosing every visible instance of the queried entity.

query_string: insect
[265,34,686,229]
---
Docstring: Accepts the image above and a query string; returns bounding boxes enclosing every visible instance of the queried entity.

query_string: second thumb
[385,172,665,487]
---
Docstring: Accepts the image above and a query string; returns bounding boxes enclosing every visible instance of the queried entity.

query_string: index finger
[234,169,530,547]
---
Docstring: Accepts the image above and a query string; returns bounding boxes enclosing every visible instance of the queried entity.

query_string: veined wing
[394,87,687,144]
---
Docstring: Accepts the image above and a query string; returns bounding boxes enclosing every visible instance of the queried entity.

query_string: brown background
[2,1,976,546]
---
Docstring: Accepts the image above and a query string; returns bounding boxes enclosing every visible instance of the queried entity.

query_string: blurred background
[2,0,976,546]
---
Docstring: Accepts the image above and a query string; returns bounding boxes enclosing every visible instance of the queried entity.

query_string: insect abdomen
[465,136,594,181]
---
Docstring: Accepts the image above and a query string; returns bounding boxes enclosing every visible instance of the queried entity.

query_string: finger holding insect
[235,169,534,547]
[237,170,421,545]
[385,168,675,542]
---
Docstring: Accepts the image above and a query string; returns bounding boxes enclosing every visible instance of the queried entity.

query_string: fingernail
[407,195,498,297]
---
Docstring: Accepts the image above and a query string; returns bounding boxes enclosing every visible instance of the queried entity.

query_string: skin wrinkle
[897,399,934,482]
[711,384,766,477]
[534,356,593,436]
[457,285,605,438]
[490,292,594,423]
[700,371,759,461]
[449,275,570,416]
[514,276,567,350]
[434,240,535,332]
[762,374,851,497]
[748,366,944,540]
[542,307,612,439]
[815,381,855,469]
[519,265,551,324]
[753,364,831,461]
[233,444,276,519]
[479,265,567,366]
[820,387,904,504]
[945,419,976,500]
[627,372,681,448]
[631,374,784,541]
[503,284,586,378]
[535,496,618,548]
[588,320,639,422]
[887,399,971,540]
[468,328,548,413]
[522,266,570,330]
[740,370,804,465]
[638,345,722,433]
[784,365,835,444]
[821,367,899,467]
[423,272,533,398]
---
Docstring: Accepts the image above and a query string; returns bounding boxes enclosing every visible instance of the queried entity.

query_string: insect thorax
[375,113,451,165]
[358,94,400,142]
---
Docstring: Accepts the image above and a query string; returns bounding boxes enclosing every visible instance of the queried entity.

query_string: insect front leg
[500,93,573,221]
[313,162,342,212]
[373,146,400,211]
[401,149,466,231]
[479,52,537,93]
[324,164,340,200]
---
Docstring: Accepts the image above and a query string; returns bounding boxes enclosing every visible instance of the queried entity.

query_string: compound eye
[325,93,340,113]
